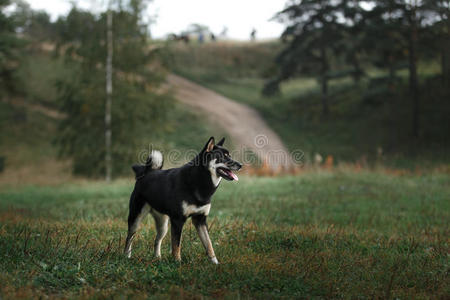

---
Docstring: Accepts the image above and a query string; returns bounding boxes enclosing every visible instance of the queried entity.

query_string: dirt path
[166,74,293,170]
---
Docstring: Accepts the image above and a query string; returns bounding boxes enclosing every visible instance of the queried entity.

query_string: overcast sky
[26,0,286,40]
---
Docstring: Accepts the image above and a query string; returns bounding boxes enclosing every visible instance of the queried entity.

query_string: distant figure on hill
[220,26,228,38]
[210,33,216,42]
[182,34,190,44]
[198,32,204,43]
[168,33,189,44]
[250,28,256,41]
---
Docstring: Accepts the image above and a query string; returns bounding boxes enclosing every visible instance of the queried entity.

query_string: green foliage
[0,172,448,298]
[267,0,449,124]
[167,42,282,81]
[264,0,371,114]
[422,0,450,83]
[15,54,71,107]
[9,1,56,43]
[273,0,348,76]
[362,1,408,76]
[264,0,355,98]
[0,100,58,167]
[55,3,172,178]
[0,0,25,95]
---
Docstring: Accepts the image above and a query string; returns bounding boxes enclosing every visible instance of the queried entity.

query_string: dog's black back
[133,163,216,218]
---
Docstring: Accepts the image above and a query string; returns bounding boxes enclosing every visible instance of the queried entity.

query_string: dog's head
[201,136,242,181]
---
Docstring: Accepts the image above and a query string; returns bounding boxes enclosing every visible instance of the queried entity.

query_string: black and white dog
[124,137,241,264]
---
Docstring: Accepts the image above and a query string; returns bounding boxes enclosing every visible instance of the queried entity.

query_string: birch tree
[105,8,113,182]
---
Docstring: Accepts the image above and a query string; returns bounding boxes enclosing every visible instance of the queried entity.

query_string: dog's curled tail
[146,150,163,170]
[132,150,163,179]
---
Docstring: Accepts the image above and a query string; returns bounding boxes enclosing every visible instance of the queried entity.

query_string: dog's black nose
[236,162,243,170]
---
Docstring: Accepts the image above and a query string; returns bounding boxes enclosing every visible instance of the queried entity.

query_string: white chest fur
[182,201,211,217]
[208,159,223,187]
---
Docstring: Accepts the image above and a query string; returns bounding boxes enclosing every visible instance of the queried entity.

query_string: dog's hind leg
[192,215,218,264]
[170,218,185,262]
[124,191,150,258]
[150,209,169,258]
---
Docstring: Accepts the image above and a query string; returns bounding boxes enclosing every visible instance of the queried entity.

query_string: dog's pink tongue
[228,170,239,181]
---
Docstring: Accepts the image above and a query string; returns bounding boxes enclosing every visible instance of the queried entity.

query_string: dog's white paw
[211,257,219,264]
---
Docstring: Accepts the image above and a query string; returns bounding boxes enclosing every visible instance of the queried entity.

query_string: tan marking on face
[206,139,215,152]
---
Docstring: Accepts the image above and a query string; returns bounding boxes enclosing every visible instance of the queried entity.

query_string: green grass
[166,41,281,80]
[0,172,448,298]
[157,103,229,163]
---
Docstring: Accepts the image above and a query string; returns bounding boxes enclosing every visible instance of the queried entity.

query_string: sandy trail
[166,74,293,170]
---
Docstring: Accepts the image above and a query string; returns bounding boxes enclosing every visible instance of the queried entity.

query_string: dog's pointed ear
[217,137,225,146]
[203,136,215,152]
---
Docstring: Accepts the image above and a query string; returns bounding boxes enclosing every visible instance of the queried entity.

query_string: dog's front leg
[170,218,185,262]
[192,215,218,264]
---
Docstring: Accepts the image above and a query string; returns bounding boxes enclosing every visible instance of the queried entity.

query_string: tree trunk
[388,54,396,82]
[105,9,113,182]
[441,8,450,85]
[442,48,448,84]
[320,47,329,115]
[352,52,362,84]
[321,76,329,115]
[408,6,419,138]
[442,32,450,85]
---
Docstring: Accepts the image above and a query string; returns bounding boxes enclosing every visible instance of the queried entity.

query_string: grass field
[1,171,448,298]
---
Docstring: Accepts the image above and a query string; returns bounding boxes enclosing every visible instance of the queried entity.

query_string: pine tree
[264,0,351,115]
[0,0,24,95]
[423,0,450,85]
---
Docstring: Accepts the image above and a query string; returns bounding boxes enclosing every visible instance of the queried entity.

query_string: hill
[168,41,450,169]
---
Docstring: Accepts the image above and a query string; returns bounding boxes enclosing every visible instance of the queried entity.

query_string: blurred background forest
[0,0,449,183]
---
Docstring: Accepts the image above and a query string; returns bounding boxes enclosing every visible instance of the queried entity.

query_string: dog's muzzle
[217,161,242,181]
[229,161,242,171]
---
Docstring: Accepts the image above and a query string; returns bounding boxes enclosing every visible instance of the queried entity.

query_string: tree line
[0,0,171,179]
[265,0,449,138]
